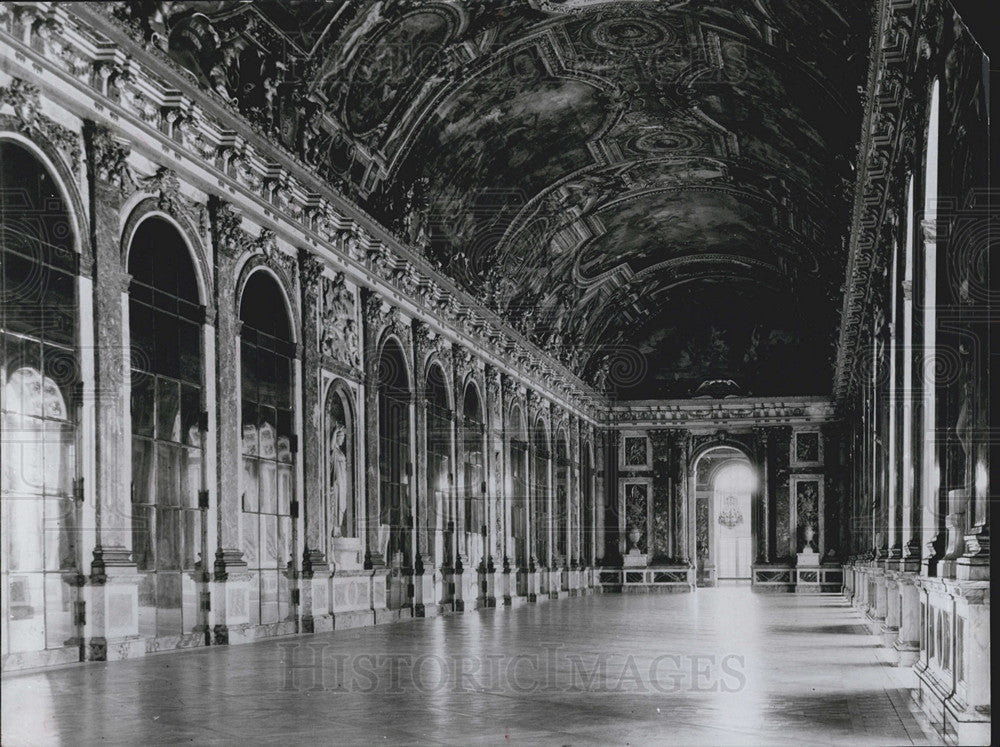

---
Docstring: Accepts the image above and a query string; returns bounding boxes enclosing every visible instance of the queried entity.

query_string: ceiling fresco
[119,0,871,398]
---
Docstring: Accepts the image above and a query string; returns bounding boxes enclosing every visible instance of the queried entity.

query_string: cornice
[833,0,931,412]
[0,2,603,425]
[607,396,835,430]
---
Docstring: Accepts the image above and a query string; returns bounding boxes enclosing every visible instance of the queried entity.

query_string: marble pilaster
[83,121,141,660]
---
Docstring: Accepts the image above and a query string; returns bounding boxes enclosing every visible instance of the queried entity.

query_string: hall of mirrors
[0,0,991,744]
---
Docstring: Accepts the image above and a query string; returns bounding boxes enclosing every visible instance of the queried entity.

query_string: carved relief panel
[619,432,651,471]
[320,272,361,373]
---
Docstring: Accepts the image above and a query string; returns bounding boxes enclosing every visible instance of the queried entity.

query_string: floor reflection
[1,588,935,745]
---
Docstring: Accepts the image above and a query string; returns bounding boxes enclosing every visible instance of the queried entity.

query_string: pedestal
[623,551,648,568]
[86,567,143,661]
[893,573,920,666]
[795,551,820,593]
[300,568,334,634]
[329,570,376,629]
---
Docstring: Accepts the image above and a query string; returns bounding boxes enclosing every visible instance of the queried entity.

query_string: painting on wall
[624,437,648,467]
[792,431,821,465]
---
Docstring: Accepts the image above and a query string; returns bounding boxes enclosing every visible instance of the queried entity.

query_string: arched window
[1,140,80,655]
[508,406,528,569]
[462,383,484,557]
[555,431,569,567]
[128,217,204,638]
[324,384,355,541]
[378,338,410,566]
[425,363,451,565]
[532,417,549,566]
[239,271,295,626]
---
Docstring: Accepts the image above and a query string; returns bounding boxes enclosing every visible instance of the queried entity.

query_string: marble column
[411,327,431,615]
[887,295,903,563]
[361,289,386,570]
[84,122,133,574]
[919,218,943,576]
[297,251,331,632]
[594,429,606,566]
[206,198,251,643]
[208,200,247,574]
[899,278,921,569]
[483,365,503,606]
[83,121,141,660]
[678,432,692,564]
[298,251,325,574]
[753,427,771,563]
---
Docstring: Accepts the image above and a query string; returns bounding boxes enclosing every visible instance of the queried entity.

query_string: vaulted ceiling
[134,0,871,398]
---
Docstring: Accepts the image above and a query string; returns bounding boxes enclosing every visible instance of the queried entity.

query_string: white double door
[715,491,752,580]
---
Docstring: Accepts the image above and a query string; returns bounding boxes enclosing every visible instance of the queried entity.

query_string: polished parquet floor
[2,587,936,745]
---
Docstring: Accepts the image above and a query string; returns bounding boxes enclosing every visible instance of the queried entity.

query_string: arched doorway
[239,270,296,626]
[1,139,81,659]
[128,216,206,639]
[424,363,451,570]
[462,382,485,569]
[693,445,757,587]
[377,338,411,571]
[712,461,755,581]
[508,405,528,572]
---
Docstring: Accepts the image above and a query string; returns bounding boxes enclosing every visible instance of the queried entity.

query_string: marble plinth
[623,552,648,568]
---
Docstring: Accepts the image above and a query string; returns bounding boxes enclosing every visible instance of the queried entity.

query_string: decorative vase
[804,524,816,551]
[628,526,641,552]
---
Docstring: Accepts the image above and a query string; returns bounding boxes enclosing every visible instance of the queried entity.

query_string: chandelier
[717,494,743,529]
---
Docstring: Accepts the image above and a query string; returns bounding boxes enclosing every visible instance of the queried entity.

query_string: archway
[239,270,296,627]
[128,215,206,639]
[1,139,81,658]
[377,337,410,571]
[462,382,485,568]
[692,445,757,587]
[424,363,451,570]
[508,405,528,572]
[712,461,756,581]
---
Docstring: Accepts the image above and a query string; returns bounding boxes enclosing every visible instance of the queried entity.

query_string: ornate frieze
[414,320,450,370]
[0,3,601,424]
[364,291,393,331]
[210,198,296,282]
[86,121,133,191]
[0,77,80,169]
[609,397,834,429]
[834,0,942,408]
[298,248,324,291]
[135,166,207,232]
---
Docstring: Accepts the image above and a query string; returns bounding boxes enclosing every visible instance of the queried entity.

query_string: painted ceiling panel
[132,0,871,397]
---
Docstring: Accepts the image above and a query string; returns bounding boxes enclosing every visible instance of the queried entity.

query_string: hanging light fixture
[717,494,743,529]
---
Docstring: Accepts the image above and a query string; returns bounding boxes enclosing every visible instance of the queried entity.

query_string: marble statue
[328,424,349,538]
